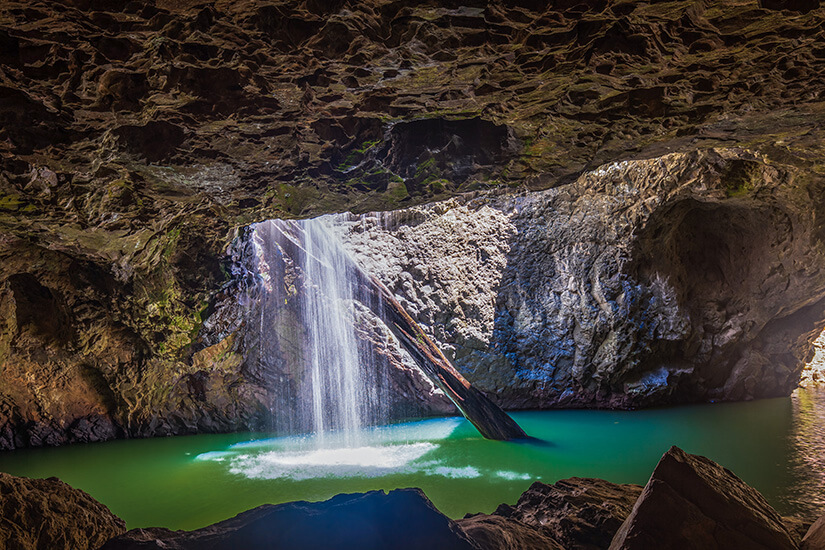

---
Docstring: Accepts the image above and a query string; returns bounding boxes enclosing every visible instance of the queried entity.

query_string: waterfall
[250,215,386,445]
[248,213,525,443]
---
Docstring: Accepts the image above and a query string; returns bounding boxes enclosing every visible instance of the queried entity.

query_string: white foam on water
[495,470,531,480]
[193,451,233,462]
[227,442,438,481]
[196,419,491,482]
[425,465,481,479]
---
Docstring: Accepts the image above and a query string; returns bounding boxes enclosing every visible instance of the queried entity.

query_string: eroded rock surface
[334,148,825,408]
[802,514,825,550]
[458,514,564,550]
[458,477,642,550]
[609,446,799,550]
[0,472,126,550]
[0,0,825,447]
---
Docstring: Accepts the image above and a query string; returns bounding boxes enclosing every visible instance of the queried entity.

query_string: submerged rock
[0,472,125,550]
[101,488,479,550]
[609,446,799,550]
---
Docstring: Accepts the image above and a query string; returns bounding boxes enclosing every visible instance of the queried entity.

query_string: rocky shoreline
[1,446,822,549]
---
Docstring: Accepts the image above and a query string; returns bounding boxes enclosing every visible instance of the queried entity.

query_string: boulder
[458,477,642,550]
[0,472,126,550]
[609,446,799,550]
[101,488,479,550]
[802,514,825,550]
[458,514,563,550]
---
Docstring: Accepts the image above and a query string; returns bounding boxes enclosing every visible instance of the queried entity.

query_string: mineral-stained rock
[457,477,642,550]
[101,488,479,550]
[802,514,825,550]
[609,446,799,550]
[0,472,126,550]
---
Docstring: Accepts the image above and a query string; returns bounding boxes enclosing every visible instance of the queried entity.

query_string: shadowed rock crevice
[630,196,807,400]
[7,273,74,346]
[379,117,519,184]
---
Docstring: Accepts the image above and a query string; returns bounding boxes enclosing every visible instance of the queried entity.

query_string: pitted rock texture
[0,472,126,550]
[335,148,825,408]
[802,332,825,386]
[458,477,643,550]
[1,0,825,447]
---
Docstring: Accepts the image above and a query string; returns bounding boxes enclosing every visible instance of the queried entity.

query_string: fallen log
[270,220,527,441]
[359,273,527,440]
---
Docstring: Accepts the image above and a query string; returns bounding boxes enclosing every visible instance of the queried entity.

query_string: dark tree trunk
[359,273,527,440]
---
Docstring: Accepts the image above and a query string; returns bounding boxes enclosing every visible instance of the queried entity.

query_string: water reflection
[782,387,825,521]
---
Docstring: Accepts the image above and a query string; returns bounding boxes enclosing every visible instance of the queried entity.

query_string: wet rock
[0,472,126,550]
[609,446,799,550]
[458,477,642,550]
[101,489,479,550]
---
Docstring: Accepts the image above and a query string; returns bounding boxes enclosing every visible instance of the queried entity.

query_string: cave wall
[335,149,825,408]
[1,0,825,448]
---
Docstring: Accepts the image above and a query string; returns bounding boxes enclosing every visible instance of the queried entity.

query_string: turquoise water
[0,390,823,530]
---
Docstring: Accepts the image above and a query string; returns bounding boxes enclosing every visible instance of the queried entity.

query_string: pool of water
[1,388,823,531]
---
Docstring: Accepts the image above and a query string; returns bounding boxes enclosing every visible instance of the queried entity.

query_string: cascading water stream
[251,215,386,446]
[250,212,525,444]
[301,219,365,443]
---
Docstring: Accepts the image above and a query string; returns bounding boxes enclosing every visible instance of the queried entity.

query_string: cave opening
[629,196,812,397]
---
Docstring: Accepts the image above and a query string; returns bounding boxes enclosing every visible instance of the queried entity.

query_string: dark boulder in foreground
[609,446,799,550]
[458,477,643,550]
[101,488,479,550]
[0,472,125,550]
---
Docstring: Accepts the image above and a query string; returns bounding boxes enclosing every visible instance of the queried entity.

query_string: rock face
[457,477,642,550]
[609,446,799,550]
[0,472,126,550]
[1,0,825,447]
[333,148,825,408]
[458,477,642,550]
[492,478,644,550]
[101,488,479,550]
[802,514,825,550]
[458,515,564,550]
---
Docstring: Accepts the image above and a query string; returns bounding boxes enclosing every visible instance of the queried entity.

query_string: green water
[1,390,823,531]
